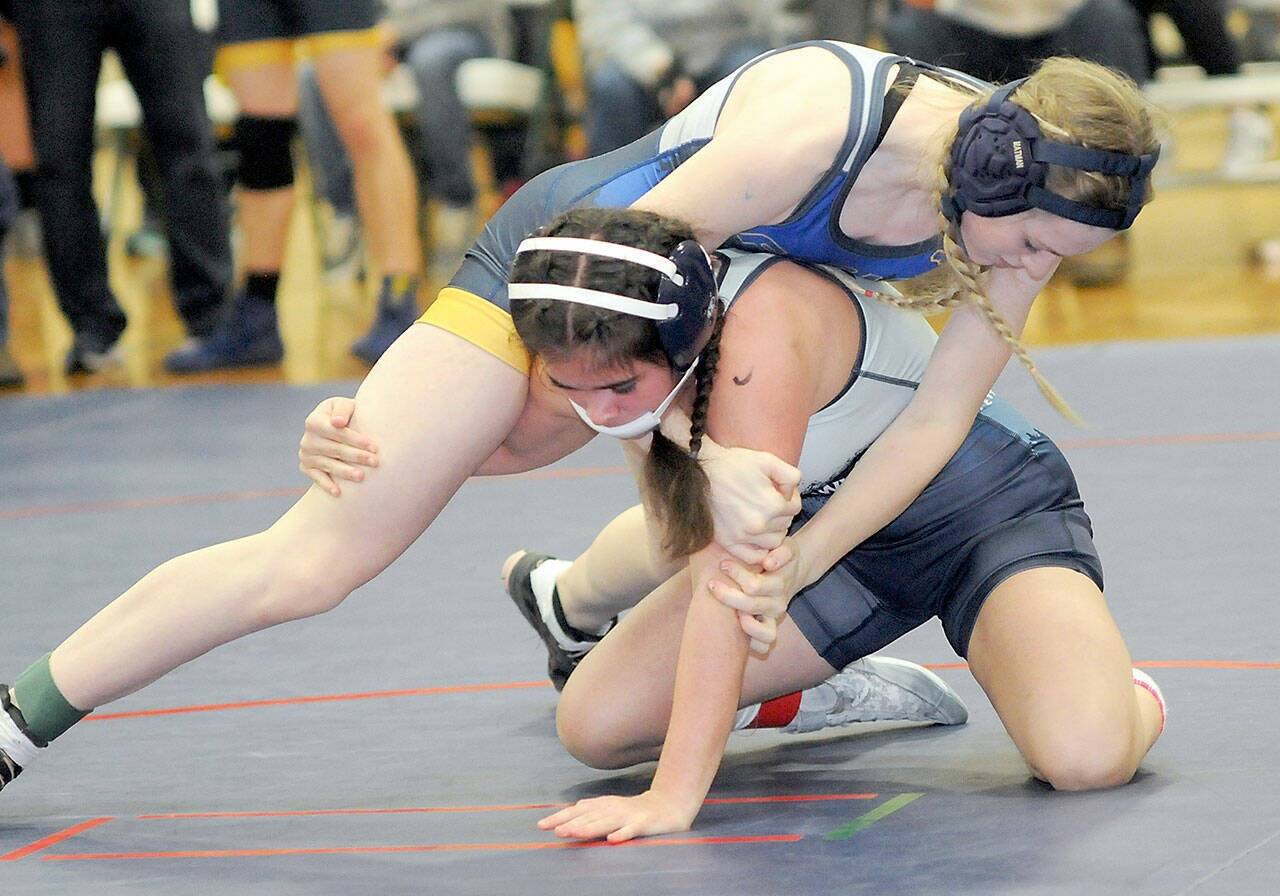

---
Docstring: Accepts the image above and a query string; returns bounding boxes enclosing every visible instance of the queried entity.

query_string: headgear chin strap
[508,235,721,371]
[942,79,1160,231]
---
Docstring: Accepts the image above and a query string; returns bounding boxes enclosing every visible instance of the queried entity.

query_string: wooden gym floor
[1,105,1278,398]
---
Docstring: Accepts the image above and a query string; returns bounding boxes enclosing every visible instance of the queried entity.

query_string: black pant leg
[1160,0,1243,75]
[113,0,232,337]
[11,0,126,348]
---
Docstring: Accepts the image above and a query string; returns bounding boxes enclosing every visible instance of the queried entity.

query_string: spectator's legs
[225,57,299,276]
[311,42,421,280]
[162,50,293,373]
[584,63,662,156]
[114,0,233,339]
[1142,0,1243,74]
[10,0,128,367]
[883,6,1017,82]
[296,61,362,278]
[1054,0,1151,84]
[297,62,357,218]
[405,27,492,209]
[310,39,423,362]
[404,27,492,271]
[1128,1,1274,172]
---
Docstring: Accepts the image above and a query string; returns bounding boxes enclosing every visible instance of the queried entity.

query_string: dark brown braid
[641,310,726,556]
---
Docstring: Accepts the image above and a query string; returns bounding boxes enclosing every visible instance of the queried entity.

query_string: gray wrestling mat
[1,335,1277,895]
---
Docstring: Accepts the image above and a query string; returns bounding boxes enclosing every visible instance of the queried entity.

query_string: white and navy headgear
[508,235,721,371]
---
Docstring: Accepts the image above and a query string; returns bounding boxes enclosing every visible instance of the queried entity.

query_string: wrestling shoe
[504,551,610,691]
[783,656,969,734]
[1,685,42,794]
[0,747,19,792]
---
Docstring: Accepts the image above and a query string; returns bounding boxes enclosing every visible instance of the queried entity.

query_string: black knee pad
[232,116,297,190]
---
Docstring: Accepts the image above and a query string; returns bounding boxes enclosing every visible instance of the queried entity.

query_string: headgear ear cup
[943,79,1159,230]
[656,240,720,369]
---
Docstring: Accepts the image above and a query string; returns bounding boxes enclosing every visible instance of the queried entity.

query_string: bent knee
[1027,734,1140,791]
[554,694,642,770]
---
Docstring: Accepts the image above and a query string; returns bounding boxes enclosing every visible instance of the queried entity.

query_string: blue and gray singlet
[449,41,989,311]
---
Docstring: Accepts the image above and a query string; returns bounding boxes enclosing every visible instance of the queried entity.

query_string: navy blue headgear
[508,236,721,371]
[942,79,1160,231]
[655,240,720,369]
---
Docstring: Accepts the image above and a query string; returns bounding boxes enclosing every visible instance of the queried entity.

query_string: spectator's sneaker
[65,337,125,375]
[163,290,284,373]
[125,224,168,259]
[351,278,418,365]
[6,208,43,260]
[321,208,363,283]
[0,347,24,389]
[783,656,969,734]
[1222,107,1276,177]
[503,551,607,692]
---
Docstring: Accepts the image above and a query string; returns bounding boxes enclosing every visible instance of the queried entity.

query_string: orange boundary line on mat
[84,681,549,722]
[4,429,1278,521]
[0,817,115,862]
[42,834,803,861]
[926,660,1280,670]
[81,661,1278,724]
[137,793,878,821]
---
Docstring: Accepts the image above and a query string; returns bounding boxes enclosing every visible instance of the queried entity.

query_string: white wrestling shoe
[782,656,969,734]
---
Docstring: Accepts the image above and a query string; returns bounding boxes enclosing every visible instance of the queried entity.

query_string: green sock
[12,654,89,745]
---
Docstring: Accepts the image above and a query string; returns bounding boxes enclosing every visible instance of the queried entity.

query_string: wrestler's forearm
[649,545,748,816]
[791,409,965,587]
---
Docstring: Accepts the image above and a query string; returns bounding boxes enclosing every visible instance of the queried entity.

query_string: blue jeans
[584,40,771,157]
[298,26,492,214]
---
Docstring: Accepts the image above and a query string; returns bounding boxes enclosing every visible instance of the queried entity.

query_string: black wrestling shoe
[504,552,596,692]
[1,685,33,793]
[0,748,20,792]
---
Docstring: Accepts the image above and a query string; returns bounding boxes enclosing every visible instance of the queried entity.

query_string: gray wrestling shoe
[504,552,605,692]
[783,656,969,734]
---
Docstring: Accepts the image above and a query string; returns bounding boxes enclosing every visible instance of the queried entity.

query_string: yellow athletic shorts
[418,288,531,376]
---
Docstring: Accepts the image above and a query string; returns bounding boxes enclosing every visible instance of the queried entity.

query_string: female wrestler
[495,207,1164,841]
[0,46,1159,792]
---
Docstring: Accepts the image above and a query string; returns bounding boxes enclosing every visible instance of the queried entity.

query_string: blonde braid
[866,121,1085,425]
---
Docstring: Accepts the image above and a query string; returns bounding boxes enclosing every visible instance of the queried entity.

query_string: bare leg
[965,567,1163,791]
[555,567,833,769]
[50,325,527,709]
[536,504,681,632]
[224,62,298,273]
[313,45,421,276]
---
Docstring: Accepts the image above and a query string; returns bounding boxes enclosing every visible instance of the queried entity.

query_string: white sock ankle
[529,559,608,652]
[1132,668,1166,733]
[0,699,44,769]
